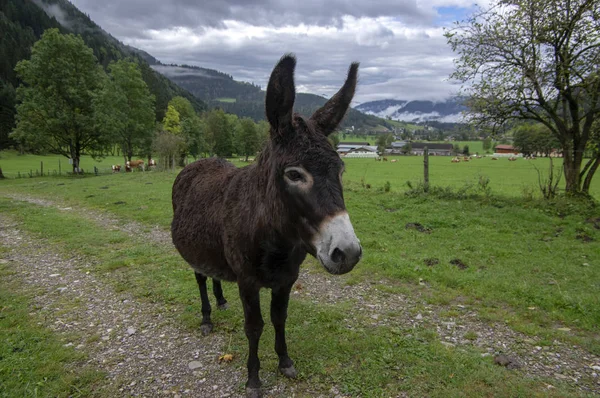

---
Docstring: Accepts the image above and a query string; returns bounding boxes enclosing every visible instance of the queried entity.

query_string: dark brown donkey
[171,54,362,398]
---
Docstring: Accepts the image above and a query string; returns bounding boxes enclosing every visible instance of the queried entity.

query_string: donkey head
[265,54,362,275]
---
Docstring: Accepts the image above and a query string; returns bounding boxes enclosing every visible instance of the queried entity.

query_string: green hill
[0,0,205,149]
[152,63,387,130]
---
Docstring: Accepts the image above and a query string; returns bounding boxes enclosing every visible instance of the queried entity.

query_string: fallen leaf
[219,354,234,363]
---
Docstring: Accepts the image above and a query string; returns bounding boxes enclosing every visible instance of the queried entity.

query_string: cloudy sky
[68,0,485,104]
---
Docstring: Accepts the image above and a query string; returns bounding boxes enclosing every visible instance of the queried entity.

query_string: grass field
[1,151,599,396]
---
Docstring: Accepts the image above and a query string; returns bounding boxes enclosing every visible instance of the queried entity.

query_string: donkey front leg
[194,272,213,335]
[239,284,264,398]
[271,284,297,378]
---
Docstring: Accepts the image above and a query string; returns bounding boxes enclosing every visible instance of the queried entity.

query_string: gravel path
[1,194,599,396]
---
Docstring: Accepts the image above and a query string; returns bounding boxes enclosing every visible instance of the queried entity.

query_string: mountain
[152,64,385,130]
[356,98,467,123]
[0,0,205,148]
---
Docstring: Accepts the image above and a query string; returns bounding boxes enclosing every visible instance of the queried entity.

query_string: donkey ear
[310,62,359,136]
[265,54,296,136]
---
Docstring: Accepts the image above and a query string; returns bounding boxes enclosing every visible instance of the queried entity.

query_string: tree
[206,108,234,158]
[328,132,340,149]
[256,120,270,150]
[453,144,461,155]
[162,105,182,135]
[152,129,185,170]
[401,142,412,155]
[482,137,492,152]
[462,145,470,156]
[513,123,560,157]
[11,29,108,173]
[376,133,394,154]
[169,96,204,164]
[94,59,155,164]
[446,0,600,194]
[237,117,260,161]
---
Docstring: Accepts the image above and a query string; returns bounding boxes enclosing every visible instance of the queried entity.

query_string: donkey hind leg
[194,272,213,336]
[239,284,264,398]
[271,284,297,378]
[213,279,228,310]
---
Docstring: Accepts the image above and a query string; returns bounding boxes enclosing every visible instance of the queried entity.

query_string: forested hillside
[0,0,204,149]
[152,64,385,130]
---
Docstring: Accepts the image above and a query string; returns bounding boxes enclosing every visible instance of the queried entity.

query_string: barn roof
[495,144,516,150]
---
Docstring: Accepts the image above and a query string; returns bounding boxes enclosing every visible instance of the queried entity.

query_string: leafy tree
[0,81,16,150]
[401,142,412,155]
[11,29,108,173]
[237,117,260,161]
[94,59,155,164]
[256,120,270,150]
[376,133,394,154]
[169,96,204,164]
[462,145,470,156]
[152,130,185,170]
[513,123,560,157]
[162,105,182,135]
[452,144,461,156]
[446,0,600,194]
[328,132,340,149]
[482,137,492,152]
[206,108,234,157]
[169,96,197,120]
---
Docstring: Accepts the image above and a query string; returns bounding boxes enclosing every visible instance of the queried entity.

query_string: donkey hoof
[200,323,213,336]
[245,387,262,398]
[217,302,229,310]
[279,365,297,379]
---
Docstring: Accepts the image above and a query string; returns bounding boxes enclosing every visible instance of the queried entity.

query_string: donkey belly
[171,158,238,282]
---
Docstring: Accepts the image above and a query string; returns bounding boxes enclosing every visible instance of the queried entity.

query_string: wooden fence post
[40,161,43,177]
[424,146,429,193]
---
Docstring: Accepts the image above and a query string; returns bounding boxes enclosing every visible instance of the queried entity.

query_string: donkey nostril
[331,248,346,264]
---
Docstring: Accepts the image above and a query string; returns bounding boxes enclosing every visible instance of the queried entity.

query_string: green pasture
[0,151,599,396]
[345,156,599,198]
[4,151,594,198]
[0,150,128,178]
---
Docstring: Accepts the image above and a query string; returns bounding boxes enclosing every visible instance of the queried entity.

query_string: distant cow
[126,159,145,172]
[383,157,388,161]
[112,165,121,172]
[148,158,157,168]
[491,157,498,160]
[390,159,397,163]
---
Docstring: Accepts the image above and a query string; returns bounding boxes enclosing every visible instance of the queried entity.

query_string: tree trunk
[72,156,80,174]
[582,154,600,194]
[563,149,583,194]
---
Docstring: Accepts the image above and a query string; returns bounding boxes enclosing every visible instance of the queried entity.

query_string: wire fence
[0,160,154,179]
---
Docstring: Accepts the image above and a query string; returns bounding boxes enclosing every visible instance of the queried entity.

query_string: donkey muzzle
[313,212,362,275]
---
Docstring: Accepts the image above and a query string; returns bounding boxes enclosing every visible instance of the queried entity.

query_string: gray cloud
[70,0,434,33]
[67,0,477,103]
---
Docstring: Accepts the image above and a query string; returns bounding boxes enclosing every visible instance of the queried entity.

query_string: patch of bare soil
[2,194,600,395]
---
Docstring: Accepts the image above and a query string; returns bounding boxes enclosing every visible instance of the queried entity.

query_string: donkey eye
[286,170,304,182]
